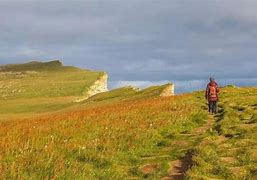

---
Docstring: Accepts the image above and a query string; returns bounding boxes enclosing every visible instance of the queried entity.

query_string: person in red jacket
[205,77,219,114]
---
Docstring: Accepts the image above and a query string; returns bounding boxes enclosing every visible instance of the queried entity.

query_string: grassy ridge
[0,61,104,120]
[0,61,102,100]
[1,60,64,72]
[187,87,257,179]
[83,84,172,105]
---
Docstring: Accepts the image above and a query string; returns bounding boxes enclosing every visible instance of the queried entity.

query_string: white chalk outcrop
[75,72,108,102]
[75,74,175,102]
[86,73,108,97]
[160,83,175,97]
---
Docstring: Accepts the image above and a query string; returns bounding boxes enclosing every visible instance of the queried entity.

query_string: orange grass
[0,94,201,179]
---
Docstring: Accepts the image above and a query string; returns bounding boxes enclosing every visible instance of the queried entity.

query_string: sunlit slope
[0,90,204,179]
[187,86,257,179]
[0,61,173,119]
[0,60,104,99]
[0,61,104,117]
[1,70,257,179]
[83,83,173,105]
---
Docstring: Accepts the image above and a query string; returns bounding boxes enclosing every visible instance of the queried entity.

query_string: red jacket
[205,81,219,102]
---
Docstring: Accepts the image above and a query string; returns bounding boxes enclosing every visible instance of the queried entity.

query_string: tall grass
[0,94,202,179]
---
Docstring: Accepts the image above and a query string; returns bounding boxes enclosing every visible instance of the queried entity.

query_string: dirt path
[162,151,193,180]
[138,114,215,179]
[161,115,215,180]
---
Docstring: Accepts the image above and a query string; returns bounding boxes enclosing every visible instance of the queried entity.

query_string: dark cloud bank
[0,0,257,93]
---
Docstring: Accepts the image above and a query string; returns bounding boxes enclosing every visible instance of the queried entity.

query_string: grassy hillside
[1,85,257,179]
[0,60,64,72]
[0,60,174,121]
[0,60,103,100]
[0,91,204,179]
[187,86,257,179]
[0,61,104,119]
[83,83,173,105]
[1,61,256,179]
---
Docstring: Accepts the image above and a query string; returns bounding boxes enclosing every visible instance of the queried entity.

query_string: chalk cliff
[75,72,108,102]
[160,83,175,97]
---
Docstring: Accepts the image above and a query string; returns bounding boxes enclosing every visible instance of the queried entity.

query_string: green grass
[0,61,196,179]
[0,94,203,179]
[1,60,67,72]
[0,68,101,100]
[1,61,257,179]
[187,86,257,179]
[0,61,105,120]
[83,83,172,105]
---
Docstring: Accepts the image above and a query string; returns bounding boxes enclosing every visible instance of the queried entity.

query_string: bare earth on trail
[163,152,193,180]
[162,115,215,180]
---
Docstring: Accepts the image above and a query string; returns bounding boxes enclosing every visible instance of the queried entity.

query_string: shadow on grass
[214,105,225,123]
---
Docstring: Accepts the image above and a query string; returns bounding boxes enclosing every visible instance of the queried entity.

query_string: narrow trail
[139,113,216,179]
[162,151,193,180]
[162,115,215,180]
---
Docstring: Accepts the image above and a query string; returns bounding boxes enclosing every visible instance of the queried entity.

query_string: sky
[0,0,257,93]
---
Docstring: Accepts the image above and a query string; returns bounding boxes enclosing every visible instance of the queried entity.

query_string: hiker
[205,77,219,114]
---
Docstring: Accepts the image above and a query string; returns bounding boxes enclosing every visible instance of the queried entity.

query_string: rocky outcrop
[75,72,108,102]
[75,76,174,102]
[160,83,175,97]
[86,73,108,97]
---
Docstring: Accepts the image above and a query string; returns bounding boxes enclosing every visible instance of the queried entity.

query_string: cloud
[0,0,257,92]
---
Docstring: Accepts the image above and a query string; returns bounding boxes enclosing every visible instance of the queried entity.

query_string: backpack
[209,85,217,97]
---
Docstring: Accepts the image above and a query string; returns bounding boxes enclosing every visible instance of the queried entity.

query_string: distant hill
[0,60,107,100]
[0,60,174,118]
[0,60,108,117]
[0,60,64,72]
[83,84,174,105]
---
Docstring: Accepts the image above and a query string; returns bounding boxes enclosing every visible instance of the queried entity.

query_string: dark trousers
[209,101,217,114]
